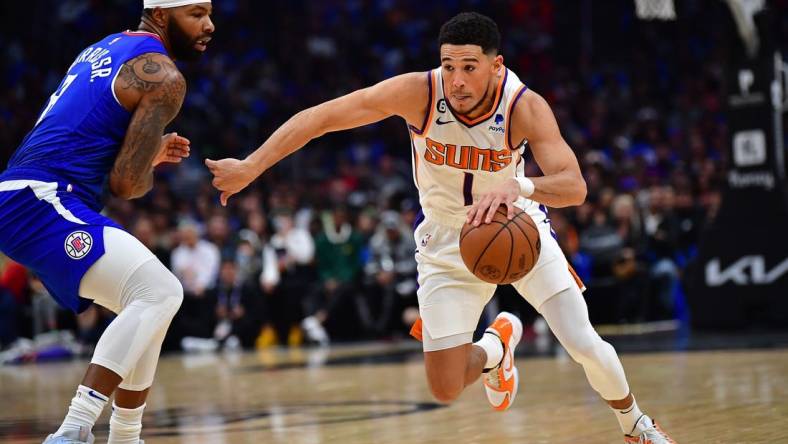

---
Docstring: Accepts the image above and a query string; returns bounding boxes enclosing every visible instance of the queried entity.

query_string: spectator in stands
[644,186,681,318]
[260,211,315,346]
[0,281,17,347]
[30,275,59,337]
[0,258,29,305]
[171,220,220,297]
[372,154,410,207]
[211,260,262,349]
[361,211,417,337]
[580,207,624,294]
[302,206,364,345]
[169,220,221,348]
[235,230,263,286]
[207,213,235,260]
[611,194,645,253]
[132,216,172,268]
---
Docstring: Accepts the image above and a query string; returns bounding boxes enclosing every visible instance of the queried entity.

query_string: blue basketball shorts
[0,179,122,313]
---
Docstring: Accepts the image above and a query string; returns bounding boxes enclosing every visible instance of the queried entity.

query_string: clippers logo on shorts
[65,231,93,259]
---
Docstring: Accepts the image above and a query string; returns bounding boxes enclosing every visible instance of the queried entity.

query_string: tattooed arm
[109,52,186,199]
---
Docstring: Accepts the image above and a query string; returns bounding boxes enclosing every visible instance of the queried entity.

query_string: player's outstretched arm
[206,72,427,206]
[467,89,586,226]
[109,53,187,200]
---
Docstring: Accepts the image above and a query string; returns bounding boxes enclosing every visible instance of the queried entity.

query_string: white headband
[144,0,210,9]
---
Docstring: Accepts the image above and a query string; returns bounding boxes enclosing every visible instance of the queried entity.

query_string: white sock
[474,331,504,370]
[54,385,108,436]
[612,397,652,435]
[108,402,146,444]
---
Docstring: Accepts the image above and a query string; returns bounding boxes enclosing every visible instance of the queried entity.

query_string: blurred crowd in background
[3,0,771,355]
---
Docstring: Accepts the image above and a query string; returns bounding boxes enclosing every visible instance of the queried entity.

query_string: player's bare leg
[81,364,123,397]
[423,312,522,410]
[608,393,634,410]
[424,344,486,402]
[114,388,150,408]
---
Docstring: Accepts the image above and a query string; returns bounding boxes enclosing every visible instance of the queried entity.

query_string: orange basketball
[459,206,541,284]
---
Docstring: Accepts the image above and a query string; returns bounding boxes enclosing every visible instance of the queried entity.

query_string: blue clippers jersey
[3,31,167,209]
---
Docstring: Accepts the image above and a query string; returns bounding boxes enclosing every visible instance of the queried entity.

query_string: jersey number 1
[463,172,474,206]
[36,74,78,126]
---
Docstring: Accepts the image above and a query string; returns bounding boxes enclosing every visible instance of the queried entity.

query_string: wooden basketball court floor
[1,339,786,443]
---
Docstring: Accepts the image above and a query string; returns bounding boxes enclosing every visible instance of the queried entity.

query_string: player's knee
[562,332,605,365]
[426,372,464,404]
[428,380,463,404]
[156,271,183,317]
[137,266,183,319]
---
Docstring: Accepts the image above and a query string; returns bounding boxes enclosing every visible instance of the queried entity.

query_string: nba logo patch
[65,231,93,260]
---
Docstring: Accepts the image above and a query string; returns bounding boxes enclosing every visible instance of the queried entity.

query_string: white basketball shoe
[482,312,523,411]
[42,427,94,444]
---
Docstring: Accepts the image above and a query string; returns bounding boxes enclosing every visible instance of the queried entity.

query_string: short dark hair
[438,12,501,55]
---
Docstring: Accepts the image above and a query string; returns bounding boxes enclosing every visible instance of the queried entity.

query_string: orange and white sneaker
[624,419,677,444]
[482,312,523,411]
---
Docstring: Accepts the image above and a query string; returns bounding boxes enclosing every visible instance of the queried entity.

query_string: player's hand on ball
[153,132,190,167]
[466,178,520,227]
[205,157,257,206]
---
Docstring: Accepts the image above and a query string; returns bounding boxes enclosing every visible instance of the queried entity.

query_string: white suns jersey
[408,67,547,228]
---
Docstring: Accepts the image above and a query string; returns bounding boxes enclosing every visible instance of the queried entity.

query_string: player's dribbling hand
[204,157,256,206]
[153,132,191,167]
[466,178,520,227]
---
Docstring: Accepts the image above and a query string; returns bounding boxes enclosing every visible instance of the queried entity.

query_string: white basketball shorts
[414,210,584,351]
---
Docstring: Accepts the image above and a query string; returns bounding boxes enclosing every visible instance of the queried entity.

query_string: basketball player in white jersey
[207,12,675,443]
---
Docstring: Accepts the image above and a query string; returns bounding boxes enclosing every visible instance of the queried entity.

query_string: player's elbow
[110,176,133,200]
[572,176,587,206]
[109,175,150,200]
[555,175,586,208]
[294,106,328,138]
[113,187,142,200]
[128,183,153,199]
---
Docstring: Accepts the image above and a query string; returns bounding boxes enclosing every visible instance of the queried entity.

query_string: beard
[459,86,491,117]
[167,18,204,62]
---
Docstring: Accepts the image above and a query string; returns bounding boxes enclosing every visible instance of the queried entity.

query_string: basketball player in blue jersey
[208,12,675,444]
[0,1,214,443]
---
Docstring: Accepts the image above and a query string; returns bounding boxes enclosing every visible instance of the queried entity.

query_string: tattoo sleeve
[110,53,186,199]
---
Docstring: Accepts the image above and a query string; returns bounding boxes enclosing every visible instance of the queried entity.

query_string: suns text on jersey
[424,137,512,172]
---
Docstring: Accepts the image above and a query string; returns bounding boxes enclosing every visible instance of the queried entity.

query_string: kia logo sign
[705,256,788,286]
